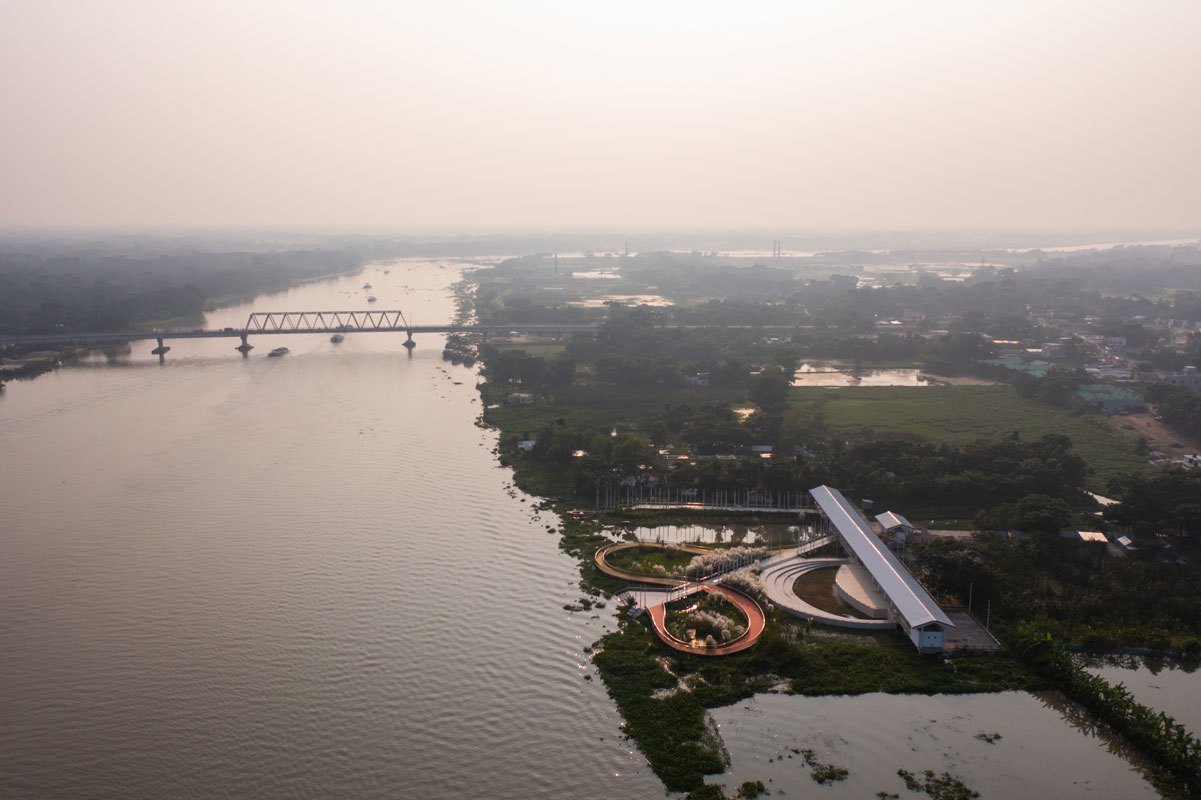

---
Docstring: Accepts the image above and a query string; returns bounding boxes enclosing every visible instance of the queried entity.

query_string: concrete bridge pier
[150,337,171,360]
[235,333,253,356]
[402,329,416,349]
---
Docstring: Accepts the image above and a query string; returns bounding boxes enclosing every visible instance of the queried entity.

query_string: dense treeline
[477,247,1201,340]
[566,307,996,378]
[918,534,1201,651]
[513,401,1090,512]
[1145,382,1201,441]
[1012,367,1091,409]
[1104,468,1201,543]
[0,231,559,335]
[0,244,379,333]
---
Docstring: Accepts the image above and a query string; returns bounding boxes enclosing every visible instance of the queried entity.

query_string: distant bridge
[0,310,598,352]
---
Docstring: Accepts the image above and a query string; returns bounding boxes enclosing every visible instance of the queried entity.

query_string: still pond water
[0,260,1177,798]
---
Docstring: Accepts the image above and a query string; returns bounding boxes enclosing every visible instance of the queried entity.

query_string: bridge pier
[150,337,170,359]
[235,333,253,356]
[402,329,416,349]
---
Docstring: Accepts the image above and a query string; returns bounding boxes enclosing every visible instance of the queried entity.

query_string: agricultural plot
[789,385,1150,492]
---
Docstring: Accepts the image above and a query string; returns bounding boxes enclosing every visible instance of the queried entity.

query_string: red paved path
[647,584,766,656]
[594,540,768,656]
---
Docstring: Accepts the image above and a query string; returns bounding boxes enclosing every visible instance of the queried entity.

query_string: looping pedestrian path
[647,583,766,656]
[594,541,767,656]
[593,541,709,587]
[760,556,894,630]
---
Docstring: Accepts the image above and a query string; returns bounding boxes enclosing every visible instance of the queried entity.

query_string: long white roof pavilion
[810,485,953,631]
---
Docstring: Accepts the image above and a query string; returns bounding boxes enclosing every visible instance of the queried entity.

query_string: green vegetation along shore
[594,610,1038,792]
[463,251,1201,796]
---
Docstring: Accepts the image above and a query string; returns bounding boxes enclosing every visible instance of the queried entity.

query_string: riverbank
[486,413,1049,793]
[459,257,1200,797]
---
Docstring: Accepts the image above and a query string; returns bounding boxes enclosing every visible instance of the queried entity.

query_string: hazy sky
[2,1,1199,231]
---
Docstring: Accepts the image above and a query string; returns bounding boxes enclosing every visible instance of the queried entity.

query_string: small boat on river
[268,347,289,357]
[367,295,377,303]
[330,334,345,343]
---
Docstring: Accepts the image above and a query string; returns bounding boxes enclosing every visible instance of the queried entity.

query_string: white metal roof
[875,511,914,531]
[1074,530,1108,543]
[811,485,954,630]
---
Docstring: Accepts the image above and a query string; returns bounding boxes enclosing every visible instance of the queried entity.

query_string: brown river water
[0,260,1175,798]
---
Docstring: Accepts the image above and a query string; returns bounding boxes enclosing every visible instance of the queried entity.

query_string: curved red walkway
[593,541,707,587]
[647,584,766,656]
[594,540,768,656]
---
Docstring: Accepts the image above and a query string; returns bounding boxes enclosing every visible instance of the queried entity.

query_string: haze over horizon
[3,1,1199,232]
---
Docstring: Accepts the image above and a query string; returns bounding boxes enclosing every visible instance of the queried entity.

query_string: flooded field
[712,691,1162,799]
[1079,654,1201,737]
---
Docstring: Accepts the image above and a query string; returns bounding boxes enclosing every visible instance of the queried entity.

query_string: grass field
[789,384,1150,492]
[792,566,869,619]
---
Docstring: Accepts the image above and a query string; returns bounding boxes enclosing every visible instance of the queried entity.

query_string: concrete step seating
[760,556,895,630]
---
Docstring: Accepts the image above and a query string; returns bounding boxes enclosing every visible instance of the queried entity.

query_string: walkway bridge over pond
[0,310,598,355]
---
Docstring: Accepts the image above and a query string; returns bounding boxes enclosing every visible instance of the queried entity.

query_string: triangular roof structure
[811,485,953,630]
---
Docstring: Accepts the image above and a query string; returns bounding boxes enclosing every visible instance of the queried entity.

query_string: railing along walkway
[596,540,769,656]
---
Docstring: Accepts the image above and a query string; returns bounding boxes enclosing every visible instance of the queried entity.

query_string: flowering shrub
[683,609,744,641]
[683,546,770,580]
[721,567,767,604]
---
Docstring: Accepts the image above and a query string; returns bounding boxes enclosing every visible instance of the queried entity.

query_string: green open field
[789,385,1149,492]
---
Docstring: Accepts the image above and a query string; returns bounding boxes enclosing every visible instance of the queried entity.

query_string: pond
[710,690,1164,799]
[1078,654,1201,736]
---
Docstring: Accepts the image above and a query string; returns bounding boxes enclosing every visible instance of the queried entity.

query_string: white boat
[268,347,289,357]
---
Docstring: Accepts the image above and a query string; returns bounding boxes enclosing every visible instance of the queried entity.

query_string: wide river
[0,260,1181,798]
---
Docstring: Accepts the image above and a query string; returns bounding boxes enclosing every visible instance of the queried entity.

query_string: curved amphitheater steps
[760,556,895,630]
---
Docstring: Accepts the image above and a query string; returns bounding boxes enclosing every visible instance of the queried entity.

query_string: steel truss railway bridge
[0,310,598,355]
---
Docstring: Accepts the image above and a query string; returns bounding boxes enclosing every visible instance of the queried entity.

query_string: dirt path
[1109,411,1201,455]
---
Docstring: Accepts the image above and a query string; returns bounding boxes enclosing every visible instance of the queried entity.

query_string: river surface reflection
[0,260,659,800]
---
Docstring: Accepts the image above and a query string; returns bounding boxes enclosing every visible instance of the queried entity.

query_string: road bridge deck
[0,311,597,347]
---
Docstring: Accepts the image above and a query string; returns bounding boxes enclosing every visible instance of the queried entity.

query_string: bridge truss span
[244,310,414,333]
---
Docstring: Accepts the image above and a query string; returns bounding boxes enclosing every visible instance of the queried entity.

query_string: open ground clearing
[790,384,1149,491]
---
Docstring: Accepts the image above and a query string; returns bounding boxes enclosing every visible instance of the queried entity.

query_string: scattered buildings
[1164,366,1201,394]
[1075,385,1147,413]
